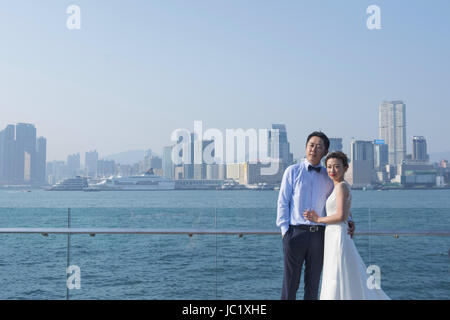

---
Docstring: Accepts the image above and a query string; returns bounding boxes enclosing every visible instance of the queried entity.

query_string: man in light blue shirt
[277,131,355,300]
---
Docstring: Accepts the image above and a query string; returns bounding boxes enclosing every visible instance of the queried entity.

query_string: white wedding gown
[320,181,390,300]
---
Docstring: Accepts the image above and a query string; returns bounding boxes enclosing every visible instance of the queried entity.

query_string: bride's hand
[303,210,320,223]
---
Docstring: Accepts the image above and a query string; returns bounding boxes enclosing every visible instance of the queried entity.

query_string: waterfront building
[347,140,375,188]
[392,163,437,187]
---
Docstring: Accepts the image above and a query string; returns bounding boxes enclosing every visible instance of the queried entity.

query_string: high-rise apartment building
[15,123,36,182]
[0,123,46,185]
[379,100,407,165]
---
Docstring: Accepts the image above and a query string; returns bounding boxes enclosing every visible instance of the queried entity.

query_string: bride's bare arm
[303,182,349,224]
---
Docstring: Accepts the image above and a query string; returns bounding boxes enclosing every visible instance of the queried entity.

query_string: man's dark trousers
[281,224,325,300]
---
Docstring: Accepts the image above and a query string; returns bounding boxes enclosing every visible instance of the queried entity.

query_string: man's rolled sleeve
[276,166,293,236]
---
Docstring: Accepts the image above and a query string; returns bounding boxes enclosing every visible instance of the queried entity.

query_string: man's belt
[290,224,325,232]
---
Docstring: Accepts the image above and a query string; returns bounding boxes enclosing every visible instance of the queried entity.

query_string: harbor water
[0,189,449,299]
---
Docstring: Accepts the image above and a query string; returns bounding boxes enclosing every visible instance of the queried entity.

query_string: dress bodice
[325,181,352,223]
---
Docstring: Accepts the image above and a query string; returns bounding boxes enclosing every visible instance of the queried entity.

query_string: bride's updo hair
[325,151,349,168]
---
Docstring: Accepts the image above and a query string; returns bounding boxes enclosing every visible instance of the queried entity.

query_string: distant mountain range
[103,150,160,165]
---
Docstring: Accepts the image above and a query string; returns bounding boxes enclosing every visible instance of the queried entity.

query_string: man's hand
[347,221,355,239]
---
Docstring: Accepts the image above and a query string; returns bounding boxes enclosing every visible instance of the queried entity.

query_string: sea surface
[0,189,449,300]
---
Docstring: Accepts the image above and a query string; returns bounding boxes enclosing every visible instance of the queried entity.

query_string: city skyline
[1,1,449,161]
[1,118,446,188]
[0,112,444,165]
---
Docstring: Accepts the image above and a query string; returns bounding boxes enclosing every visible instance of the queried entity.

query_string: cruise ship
[85,169,175,191]
[48,176,89,191]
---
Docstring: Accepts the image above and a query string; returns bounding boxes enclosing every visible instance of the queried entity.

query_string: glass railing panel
[0,204,448,299]
[0,207,68,299]
[66,207,218,299]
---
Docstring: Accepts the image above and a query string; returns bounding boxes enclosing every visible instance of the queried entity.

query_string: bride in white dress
[304,151,390,300]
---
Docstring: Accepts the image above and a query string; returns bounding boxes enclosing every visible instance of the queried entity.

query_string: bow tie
[308,165,321,173]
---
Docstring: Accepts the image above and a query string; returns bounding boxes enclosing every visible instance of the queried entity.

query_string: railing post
[214,207,217,299]
[369,208,372,266]
[66,208,71,300]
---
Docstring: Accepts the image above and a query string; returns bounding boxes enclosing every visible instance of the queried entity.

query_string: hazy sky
[1,0,449,162]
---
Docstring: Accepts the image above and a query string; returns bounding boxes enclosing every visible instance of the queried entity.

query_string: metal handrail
[0,228,449,237]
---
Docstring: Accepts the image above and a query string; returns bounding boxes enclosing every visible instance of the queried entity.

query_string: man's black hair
[306,131,330,151]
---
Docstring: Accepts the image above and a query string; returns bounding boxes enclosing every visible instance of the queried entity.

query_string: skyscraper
[412,136,428,162]
[0,125,16,183]
[85,150,98,178]
[0,124,46,185]
[35,137,47,184]
[268,124,293,165]
[351,140,374,167]
[379,100,407,165]
[15,123,36,182]
[374,140,389,170]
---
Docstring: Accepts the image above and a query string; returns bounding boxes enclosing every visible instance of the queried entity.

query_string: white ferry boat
[85,169,175,191]
[48,176,89,191]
